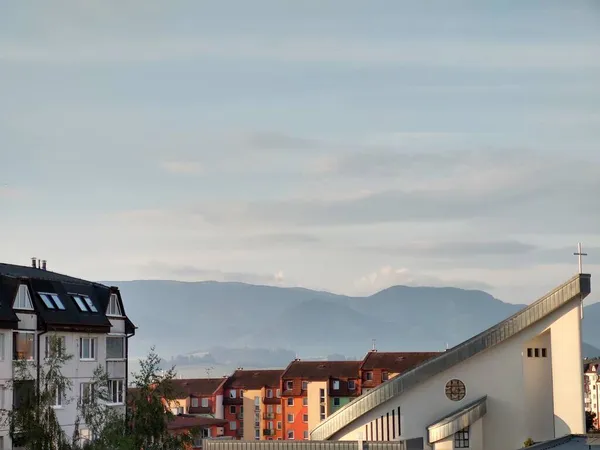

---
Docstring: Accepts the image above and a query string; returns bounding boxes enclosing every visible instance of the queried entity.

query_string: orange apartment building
[281,360,361,440]
[223,369,284,440]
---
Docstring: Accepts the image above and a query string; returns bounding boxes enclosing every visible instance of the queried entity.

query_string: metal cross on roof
[574,242,588,274]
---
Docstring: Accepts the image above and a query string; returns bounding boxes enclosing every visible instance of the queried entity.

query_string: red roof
[224,369,283,389]
[360,351,441,372]
[282,360,360,380]
[172,378,226,397]
[167,415,227,431]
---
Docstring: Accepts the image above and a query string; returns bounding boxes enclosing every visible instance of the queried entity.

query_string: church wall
[331,300,583,450]
[522,331,554,442]
[470,416,483,450]
[550,302,585,435]
[431,435,453,450]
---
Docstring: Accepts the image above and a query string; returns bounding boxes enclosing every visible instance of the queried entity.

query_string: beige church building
[310,273,592,450]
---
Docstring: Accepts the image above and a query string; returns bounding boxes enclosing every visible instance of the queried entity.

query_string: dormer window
[365,372,373,381]
[107,294,122,316]
[39,293,66,311]
[332,380,340,390]
[229,390,236,399]
[71,295,97,313]
[13,285,34,310]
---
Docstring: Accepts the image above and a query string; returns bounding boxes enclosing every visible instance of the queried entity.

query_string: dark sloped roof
[282,361,360,380]
[167,415,227,430]
[224,369,283,389]
[172,378,226,397]
[0,263,105,287]
[0,275,20,328]
[360,351,441,372]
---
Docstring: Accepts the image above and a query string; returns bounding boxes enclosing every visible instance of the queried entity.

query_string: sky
[1,0,600,304]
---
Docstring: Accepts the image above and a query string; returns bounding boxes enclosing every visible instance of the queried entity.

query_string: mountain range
[104,279,600,372]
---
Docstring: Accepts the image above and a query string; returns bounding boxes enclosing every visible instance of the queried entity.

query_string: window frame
[229,389,237,399]
[287,413,294,423]
[382,371,389,381]
[333,397,341,406]
[229,405,236,414]
[13,331,36,361]
[302,396,308,406]
[79,337,97,361]
[287,430,294,440]
[332,380,340,390]
[201,397,209,408]
[287,397,294,406]
[348,380,356,390]
[302,413,308,423]
[45,335,66,359]
[107,294,123,317]
[0,333,5,361]
[192,398,199,408]
[107,379,124,405]
[52,386,64,408]
[285,380,293,390]
[14,285,34,311]
[365,371,373,381]
[106,335,126,360]
[266,388,273,398]
[454,426,470,448]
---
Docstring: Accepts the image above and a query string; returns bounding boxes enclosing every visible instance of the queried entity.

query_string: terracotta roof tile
[282,360,360,380]
[360,351,441,372]
[172,378,226,397]
[168,415,227,430]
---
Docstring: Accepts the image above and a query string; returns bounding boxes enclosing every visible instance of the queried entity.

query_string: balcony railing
[263,429,275,436]
[263,412,275,419]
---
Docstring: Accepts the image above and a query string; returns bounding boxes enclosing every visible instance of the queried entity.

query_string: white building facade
[310,273,591,450]
[0,261,135,449]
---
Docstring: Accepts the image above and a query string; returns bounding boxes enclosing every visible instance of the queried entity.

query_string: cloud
[362,240,538,257]
[239,232,321,247]
[353,266,493,295]
[0,186,24,200]
[161,161,204,175]
[140,261,286,286]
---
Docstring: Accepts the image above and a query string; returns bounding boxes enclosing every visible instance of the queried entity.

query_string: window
[107,294,123,316]
[454,426,469,448]
[319,388,325,402]
[333,397,340,406]
[267,389,273,398]
[201,398,209,407]
[303,396,308,406]
[0,385,5,409]
[303,431,309,440]
[287,431,294,440]
[534,348,540,357]
[287,413,294,423]
[80,337,96,360]
[83,296,98,312]
[106,336,125,359]
[366,371,373,381]
[254,396,260,407]
[14,285,34,310]
[276,405,281,414]
[348,380,356,390]
[445,379,466,401]
[542,348,547,357]
[53,386,64,407]
[230,405,236,414]
[277,421,282,430]
[285,381,293,390]
[13,332,35,361]
[79,428,92,445]
[382,372,389,381]
[72,295,89,312]
[254,429,260,440]
[80,382,95,405]
[276,389,281,398]
[287,397,294,406]
[39,293,66,310]
[301,380,308,390]
[192,398,199,407]
[229,389,236,398]
[0,333,4,361]
[302,414,308,422]
[332,380,340,390]
[45,336,66,358]
[13,380,34,410]
[267,421,274,429]
[108,380,124,404]
[240,389,245,397]
[527,348,533,357]
[229,421,237,431]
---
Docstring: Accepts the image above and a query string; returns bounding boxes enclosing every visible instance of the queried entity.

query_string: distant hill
[104,279,600,367]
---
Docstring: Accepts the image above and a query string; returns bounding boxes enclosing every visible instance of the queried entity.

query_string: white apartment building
[584,359,600,428]
[0,260,136,449]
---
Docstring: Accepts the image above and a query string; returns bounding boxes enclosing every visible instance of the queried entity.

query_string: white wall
[522,331,554,441]
[550,302,585,435]
[331,300,584,450]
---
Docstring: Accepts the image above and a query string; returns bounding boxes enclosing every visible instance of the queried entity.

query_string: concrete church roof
[311,273,592,441]
[427,396,487,444]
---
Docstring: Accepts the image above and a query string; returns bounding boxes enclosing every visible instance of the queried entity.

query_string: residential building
[223,369,284,440]
[359,351,441,393]
[281,360,361,440]
[0,260,136,448]
[310,273,590,450]
[170,378,227,420]
[584,359,600,428]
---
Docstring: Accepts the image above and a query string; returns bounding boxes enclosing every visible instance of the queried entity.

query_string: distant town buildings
[584,359,600,428]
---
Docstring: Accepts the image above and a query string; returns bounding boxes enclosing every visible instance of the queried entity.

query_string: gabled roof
[360,352,441,373]
[282,360,360,381]
[167,415,227,431]
[172,378,227,397]
[311,273,592,440]
[224,370,283,389]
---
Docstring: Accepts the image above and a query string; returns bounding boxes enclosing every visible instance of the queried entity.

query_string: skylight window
[38,293,66,311]
[71,295,98,313]
[72,295,89,312]
[83,297,98,312]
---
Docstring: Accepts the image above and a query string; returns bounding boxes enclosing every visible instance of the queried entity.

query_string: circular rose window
[445,379,466,401]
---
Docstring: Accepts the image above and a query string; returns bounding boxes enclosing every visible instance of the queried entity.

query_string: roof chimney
[31,257,37,268]
[41,260,47,271]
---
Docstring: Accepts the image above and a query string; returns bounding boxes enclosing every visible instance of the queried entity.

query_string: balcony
[263,429,275,436]
[237,412,244,420]
[263,396,280,405]
[263,412,275,420]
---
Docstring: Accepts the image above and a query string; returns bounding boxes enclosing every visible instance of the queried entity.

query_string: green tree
[586,410,597,432]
